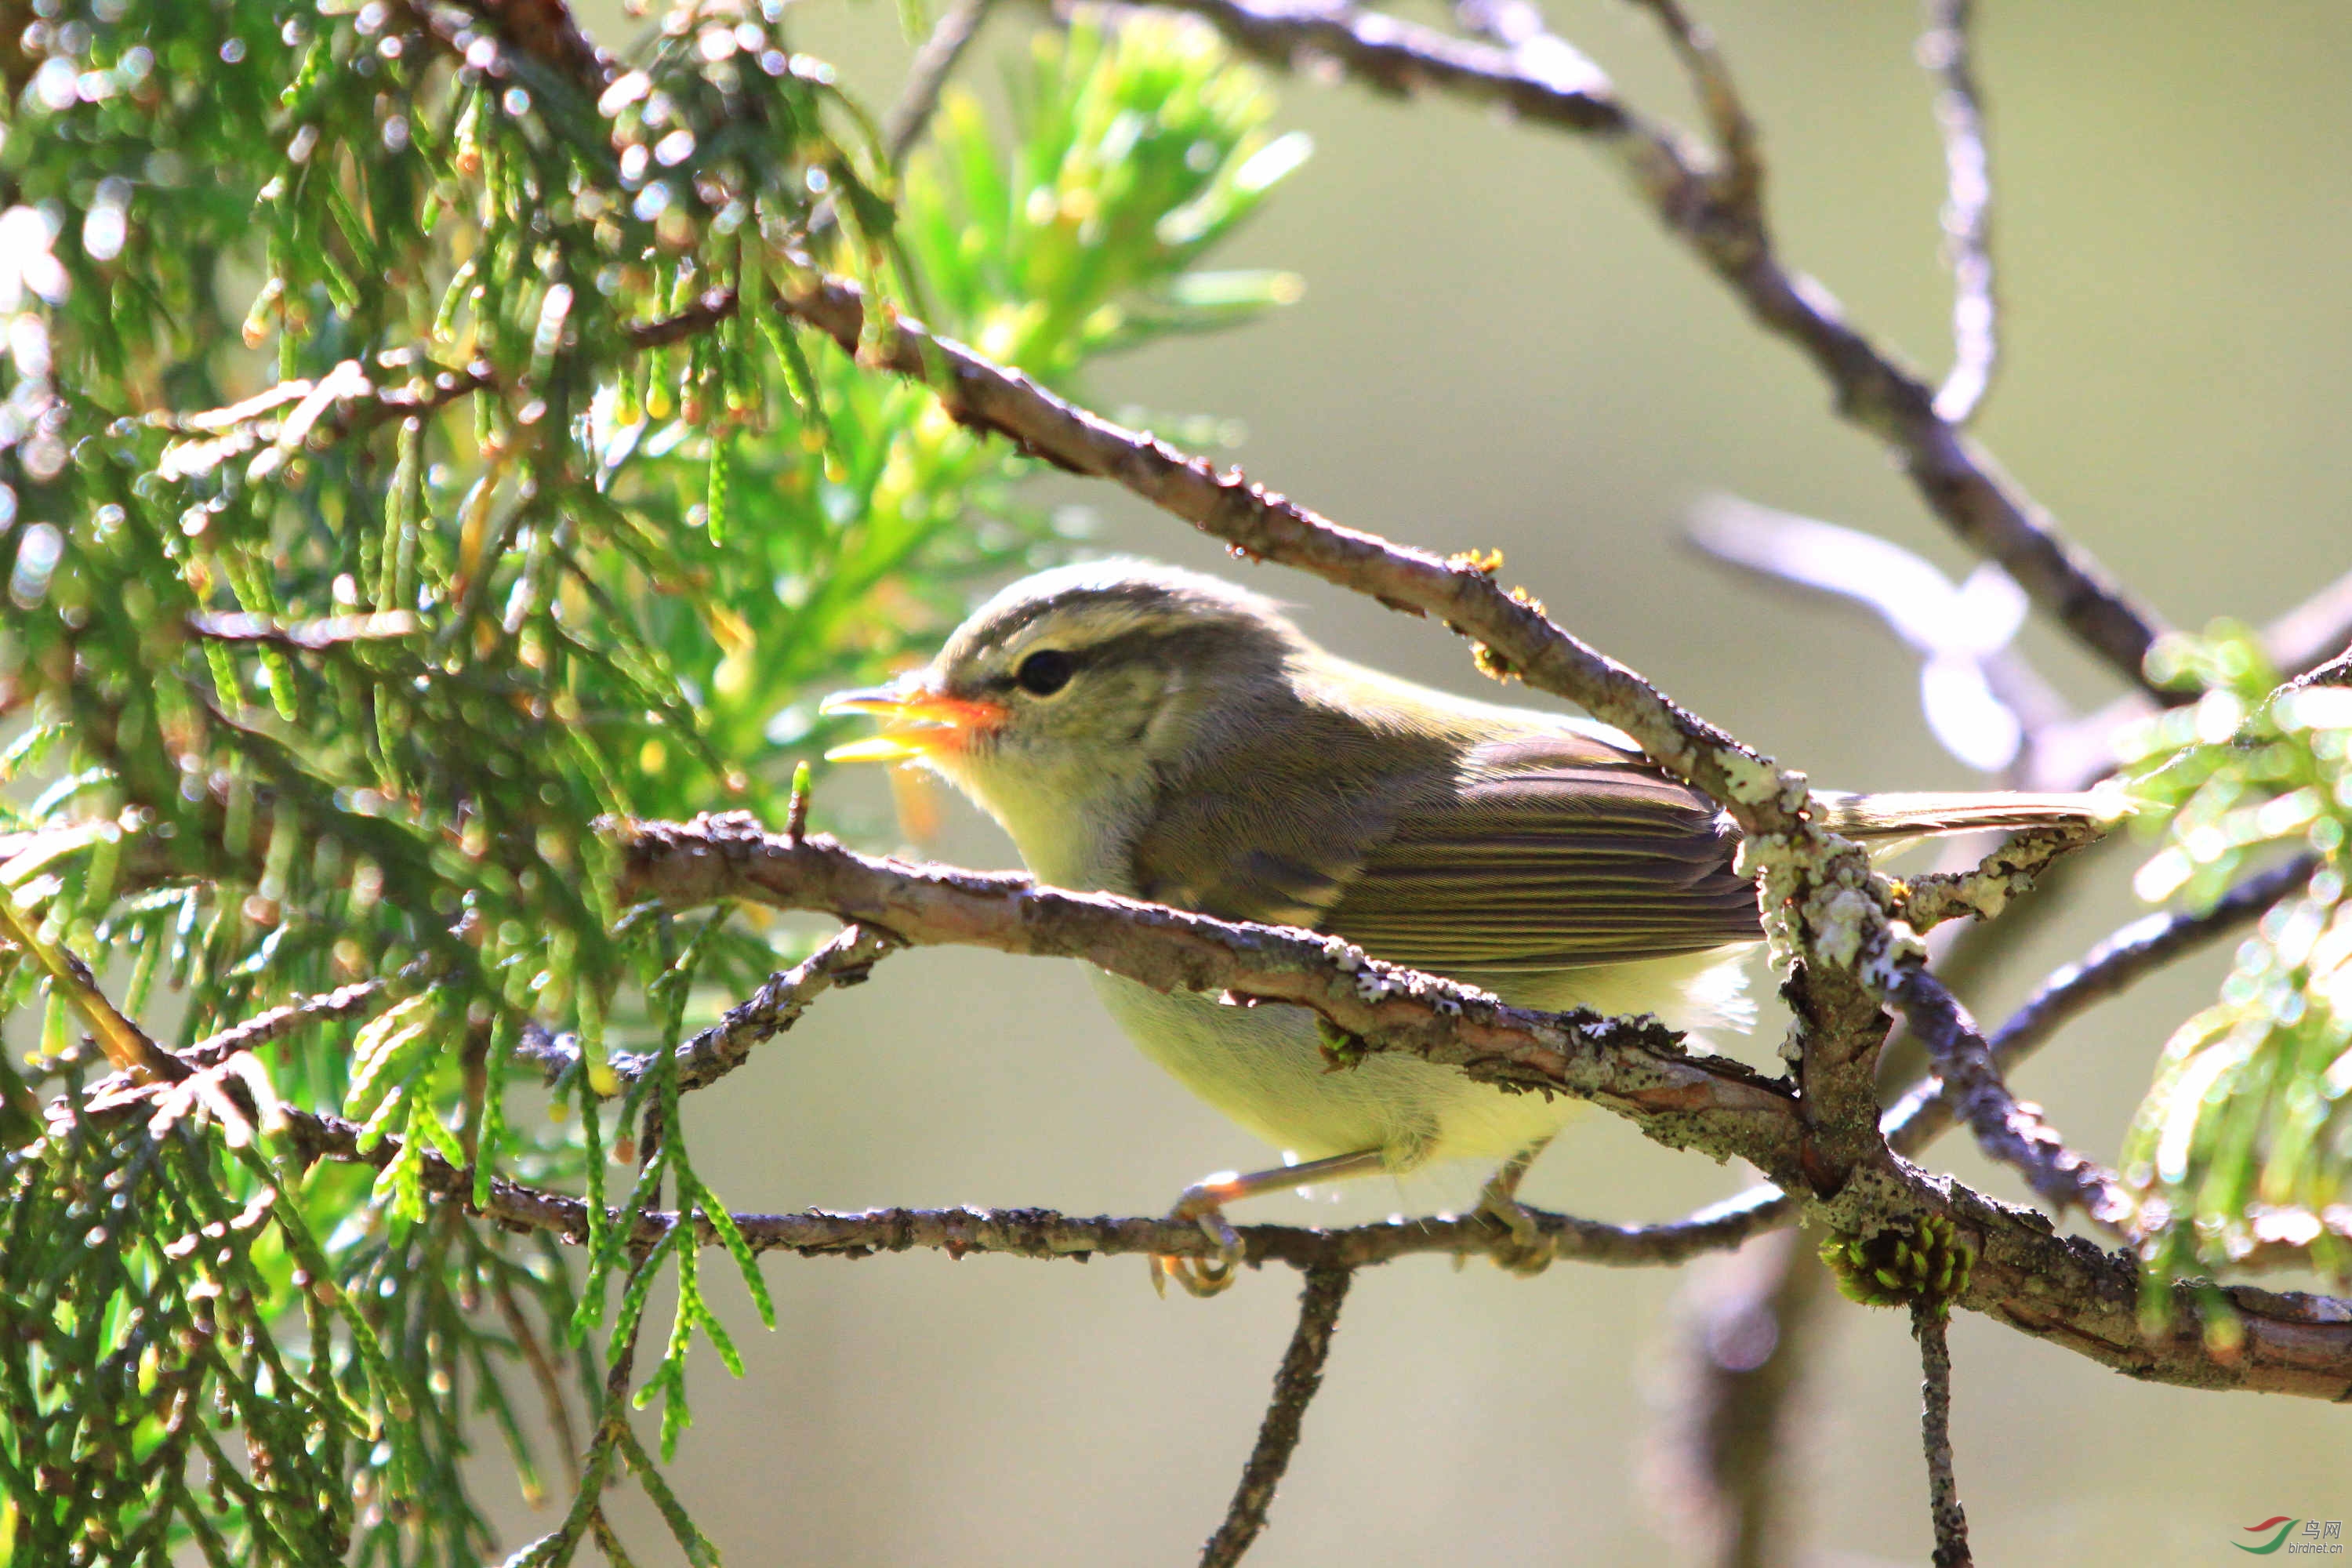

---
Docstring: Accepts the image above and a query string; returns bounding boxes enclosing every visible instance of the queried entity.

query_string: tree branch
[1881,854,2317,1157]
[1893,821,2104,932]
[1911,1301,1973,1568]
[604,811,1806,1169]
[590,811,2352,1400]
[1891,966,2132,1230]
[745,271,1817,835]
[267,1098,1778,1269]
[1626,0,1762,223]
[235,1070,2352,1399]
[179,980,392,1070]
[1921,0,1997,424]
[884,0,996,167]
[1199,1266,1352,1568]
[1108,0,2172,693]
[516,924,901,1094]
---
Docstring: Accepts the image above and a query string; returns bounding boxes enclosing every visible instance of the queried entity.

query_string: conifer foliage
[0,2,1303,1559]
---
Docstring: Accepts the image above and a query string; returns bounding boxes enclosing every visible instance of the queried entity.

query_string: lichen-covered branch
[597,811,2352,1400]
[604,812,1804,1166]
[1894,821,2105,932]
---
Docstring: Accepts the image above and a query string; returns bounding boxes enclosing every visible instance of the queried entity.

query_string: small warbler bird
[823,560,2107,1294]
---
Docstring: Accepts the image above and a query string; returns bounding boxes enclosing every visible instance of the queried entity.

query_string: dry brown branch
[746,272,1816,835]
[605,812,1802,1156]
[267,1097,1776,1269]
[1198,1266,1352,1567]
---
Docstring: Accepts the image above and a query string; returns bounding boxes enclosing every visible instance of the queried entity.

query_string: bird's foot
[1476,1184,1557,1278]
[1150,1184,1244,1298]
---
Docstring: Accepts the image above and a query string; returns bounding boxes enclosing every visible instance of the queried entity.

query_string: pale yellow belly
[1091,944,1755,1172]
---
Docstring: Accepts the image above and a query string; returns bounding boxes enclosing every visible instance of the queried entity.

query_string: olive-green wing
[1128,719,1762,974]
[1314,735,1763,972]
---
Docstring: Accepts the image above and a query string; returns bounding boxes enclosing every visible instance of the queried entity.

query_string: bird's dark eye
[1014,649,1074,697]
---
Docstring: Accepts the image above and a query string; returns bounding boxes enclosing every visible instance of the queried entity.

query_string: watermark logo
[2235,1519,2343,1555]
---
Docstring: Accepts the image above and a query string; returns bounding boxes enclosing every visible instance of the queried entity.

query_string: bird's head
[820,558,1305,877]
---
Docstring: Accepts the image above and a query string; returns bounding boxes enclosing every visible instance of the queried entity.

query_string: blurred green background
[518,2,2352,1563]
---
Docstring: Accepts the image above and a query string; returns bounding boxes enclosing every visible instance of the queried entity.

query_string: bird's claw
[1149,1190,1244,1298]
[1477,1189,1556,1278]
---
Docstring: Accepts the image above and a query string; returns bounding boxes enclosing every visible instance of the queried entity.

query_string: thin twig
[1199,1266,1353,1568]
[183,611,421,652]
[1894,820,2105,931]
[517,924,901,1094]
[1627,0,1762,220]
[1922,0,1997,423]
[1911,1301,1973,1567]
[2285,646,2352,694]
[1880,854,2315,1155]
[1097,0,2171,692]
[884,0,996,168]
[178,980,390,1069]
[492,1263,583,1488]
[1889,966,2132,1229]
[586,1508,641,1568]
[261,1087,1782,1268]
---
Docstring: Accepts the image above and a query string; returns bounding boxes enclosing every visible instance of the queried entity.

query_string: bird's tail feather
[1809,789,2125,840]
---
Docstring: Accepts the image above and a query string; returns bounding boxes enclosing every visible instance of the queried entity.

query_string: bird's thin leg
[1475,1136,1559,1277]
[1152,1149,1388,1299]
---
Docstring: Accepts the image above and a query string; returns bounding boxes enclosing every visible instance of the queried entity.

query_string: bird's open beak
[818,681,1007,764]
